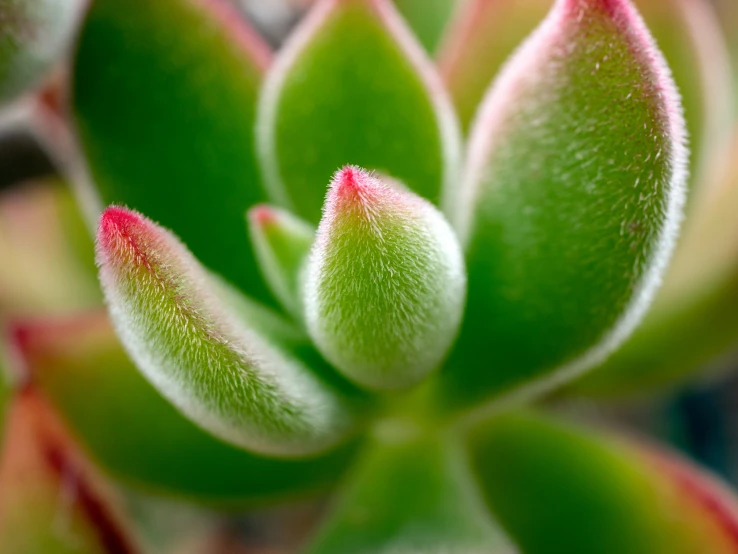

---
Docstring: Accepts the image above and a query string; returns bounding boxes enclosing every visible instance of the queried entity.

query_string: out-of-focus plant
[0,0,737,552]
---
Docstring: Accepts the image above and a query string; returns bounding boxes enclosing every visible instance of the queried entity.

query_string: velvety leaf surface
[0,393,140,554]
[392,0,458,53]
[257,0,461,222]
[248,205,315,321]
[440,0,687,415]
[304,167,466,391]
[468,411,738,554]
[15,312,361,505]
[96,206,363,457]
[0,0,81,105]
[572,132,738,395]
[72,0,274,302]
[305,431,515,554]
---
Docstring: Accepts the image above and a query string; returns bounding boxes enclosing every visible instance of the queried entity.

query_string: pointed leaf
[440,0,688,414]
[0,0,81,105]
[304,167,466,391]
[96,206,364,457]
[72,0,274,301]
[0,393,140,554]
[248,204,315,321]
[257,0,461,222]
[305,432,515,554]
[13,312,361,505]
[468,411,738,554]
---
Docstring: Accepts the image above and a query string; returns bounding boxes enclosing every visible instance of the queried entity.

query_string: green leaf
[304,429,514,554]
[14,312,361,505]
[0,0,81,105]
[257,0,461,223]
[438,0,688,416]
[248,204,315,321]
[572,132,738,396]
[468,411,738,554]
[304,167,466,391]
[392,0,459,53]
[96,206,365,457]
[0,393,140,554]
[71,0,274,302]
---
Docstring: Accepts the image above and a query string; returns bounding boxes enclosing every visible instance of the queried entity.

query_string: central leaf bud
[304,166,466,391]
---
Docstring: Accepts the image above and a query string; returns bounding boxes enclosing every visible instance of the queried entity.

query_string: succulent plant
[0,0,737,552]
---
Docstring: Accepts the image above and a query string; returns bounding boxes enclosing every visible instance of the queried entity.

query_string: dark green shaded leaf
[72,0,274,301]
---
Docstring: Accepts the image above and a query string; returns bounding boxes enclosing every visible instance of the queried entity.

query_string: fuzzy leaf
[0,393,140,554]
[256,0,461,222]
[440,0,688,414]
[96,206,363,457]
[0,0,81,105]
[305,431,515,554]
[14,312,361,504]
[72,0,274,302]
[468,411,738,554]
[572,133,738,395]
[304,167,466,391]
[248,204,315,321]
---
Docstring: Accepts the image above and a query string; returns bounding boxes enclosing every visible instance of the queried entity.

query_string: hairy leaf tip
[96,206,357,457]
[305,166,466,391]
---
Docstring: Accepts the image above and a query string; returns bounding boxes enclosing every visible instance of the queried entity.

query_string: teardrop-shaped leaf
[96,206,365,457]
[572,132,738,395]
[468,411,738,554]
[439,0,688,415]
[248,204,315,321]
[304,167,466,391]
[304,431,515,554]
[0,0,82,105]
[0,393,140,554]
[257,0,461,222]
[72,0,274,302]
[13,312,361,505]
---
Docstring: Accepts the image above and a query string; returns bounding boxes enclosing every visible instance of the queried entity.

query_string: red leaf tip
[96,206,159,273]
[98,206,145,241]
[558,0,633,21]
[329,165,381,201]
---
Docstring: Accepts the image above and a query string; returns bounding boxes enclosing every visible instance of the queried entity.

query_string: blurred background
[0,0,737,549]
